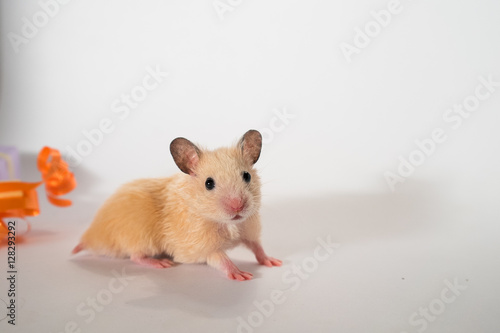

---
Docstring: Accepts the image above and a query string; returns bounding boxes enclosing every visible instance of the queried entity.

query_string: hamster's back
[79,177,176,257]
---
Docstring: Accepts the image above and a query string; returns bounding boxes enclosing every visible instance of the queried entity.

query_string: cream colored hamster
[73,130,281,281]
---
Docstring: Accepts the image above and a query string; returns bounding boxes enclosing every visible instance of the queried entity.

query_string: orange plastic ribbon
[0,147,76,237]
[37,146,76,207]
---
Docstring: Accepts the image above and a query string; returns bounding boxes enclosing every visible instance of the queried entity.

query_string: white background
[0,0,499,332]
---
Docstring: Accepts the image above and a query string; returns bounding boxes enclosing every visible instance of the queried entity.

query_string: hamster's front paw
[243,240,282,268]
[207,251,254,281]
[226,266,254,281]
[256,255,282,267]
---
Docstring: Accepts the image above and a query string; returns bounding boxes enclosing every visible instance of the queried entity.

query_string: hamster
[72,130,281,281]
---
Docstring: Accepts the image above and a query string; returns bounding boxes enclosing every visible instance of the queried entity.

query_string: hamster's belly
[160,221,242,263]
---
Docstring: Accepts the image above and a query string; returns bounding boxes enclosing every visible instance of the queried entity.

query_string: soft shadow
[68,181,445,318]
[70,255,260,318]
[260,181,447,257]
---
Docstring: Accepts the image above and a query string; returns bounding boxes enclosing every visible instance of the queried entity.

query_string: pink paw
[258,256,282,267]
[227,268,253,281]
[208,251,254,281]
[131,255,174,268]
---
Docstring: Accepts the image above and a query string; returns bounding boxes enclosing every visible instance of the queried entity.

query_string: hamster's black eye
[205,177,215,190]
[242,171,251,183]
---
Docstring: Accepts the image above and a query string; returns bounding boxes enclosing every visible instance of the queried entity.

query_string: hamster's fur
[73,130,281,280]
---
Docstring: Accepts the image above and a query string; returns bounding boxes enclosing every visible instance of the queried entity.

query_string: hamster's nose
[226,197,246,214]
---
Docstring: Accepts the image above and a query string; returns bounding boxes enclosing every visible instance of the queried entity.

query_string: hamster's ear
[239,130,262,165]
[170,138,201,175]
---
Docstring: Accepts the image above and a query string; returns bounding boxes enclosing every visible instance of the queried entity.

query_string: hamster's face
[186,147,261,224]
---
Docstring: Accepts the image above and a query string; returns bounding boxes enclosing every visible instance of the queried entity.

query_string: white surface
[1,0,500,332]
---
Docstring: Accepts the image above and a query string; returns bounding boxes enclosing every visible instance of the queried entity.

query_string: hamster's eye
[242,171,251,183]
[205,177,215,190]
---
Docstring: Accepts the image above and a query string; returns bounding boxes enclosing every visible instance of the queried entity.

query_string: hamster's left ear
[239,130,262,165]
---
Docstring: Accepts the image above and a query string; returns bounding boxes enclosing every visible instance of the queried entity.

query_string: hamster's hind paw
[131,254,174,269]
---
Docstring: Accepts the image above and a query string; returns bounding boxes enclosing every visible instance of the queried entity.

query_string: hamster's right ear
[170,138,201,175]
[239,129,262,165]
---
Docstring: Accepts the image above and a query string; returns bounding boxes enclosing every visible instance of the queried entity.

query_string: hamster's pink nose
[225,197,246,214]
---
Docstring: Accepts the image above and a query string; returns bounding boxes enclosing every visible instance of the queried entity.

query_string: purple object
[0,146,20,180]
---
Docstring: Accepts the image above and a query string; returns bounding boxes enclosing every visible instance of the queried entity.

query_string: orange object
[0,147,76,237]
[37,146,76,207]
